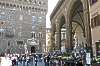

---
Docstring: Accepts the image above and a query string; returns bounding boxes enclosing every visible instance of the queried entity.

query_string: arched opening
[60,15,66,52]
[31,46,35,53]
[68,0,86,49]
[72,22,85,48]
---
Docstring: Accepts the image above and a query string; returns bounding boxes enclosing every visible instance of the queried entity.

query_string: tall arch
[54,15,66,50]
[65,0,92,49]
[59,15,66,51]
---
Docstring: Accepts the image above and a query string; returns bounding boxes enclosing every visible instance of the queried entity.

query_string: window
[31,32,36,38]
[2,3,5,6]
[33,33,35,38]
[8,41,10,46]
[0,14,8,20]
[91,15,100,28]
[17,5,19,8]
[34,0,37,4]
[38,32,42,38]
[91,18,94,28]
[96,41,100,56]
[38,1,41,6]
[13,4,16,8]
[90,0,97,5]
[63,33,65,39]
[32,16,37,25]
[25,6,28,9]
[20,5,22,10]
[10,4,12,7]
[29,7,31,10]
[38,33,40,38]
[17,41,23,45]
[32,7,34,9]
[35,8,37,11]
[6,3,9,7]
[39,1,41,5]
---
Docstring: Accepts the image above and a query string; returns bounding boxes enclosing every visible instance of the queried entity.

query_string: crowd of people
[0,52,51,66]
[0,53,31,66]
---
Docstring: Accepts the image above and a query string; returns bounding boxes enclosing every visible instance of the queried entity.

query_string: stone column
[51,23,56,51]
[65,20,72,50]
[51,32,55,50]
[81,0,92,47]
[55,21,61,50]
[63,12,72,50]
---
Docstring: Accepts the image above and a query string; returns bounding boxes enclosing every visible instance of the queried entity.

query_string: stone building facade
[50,0,92,53]
[0,0,48,53]
[90,0,100,57]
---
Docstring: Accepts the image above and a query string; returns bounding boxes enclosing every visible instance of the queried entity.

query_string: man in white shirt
[0,53,12,66]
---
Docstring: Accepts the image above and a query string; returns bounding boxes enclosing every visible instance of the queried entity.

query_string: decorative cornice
[50,0,65,20]
[0,1,47,13]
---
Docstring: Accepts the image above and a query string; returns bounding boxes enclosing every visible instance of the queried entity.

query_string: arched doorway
[31,46,35,53]
[67,0,90,49]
